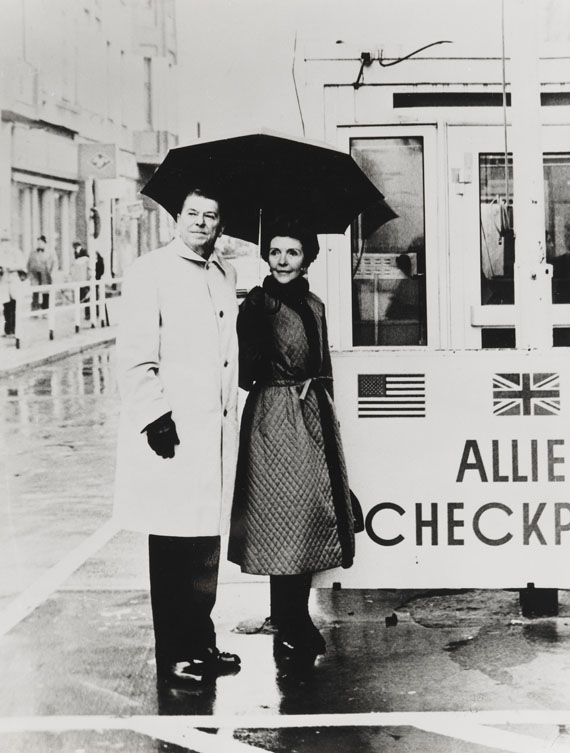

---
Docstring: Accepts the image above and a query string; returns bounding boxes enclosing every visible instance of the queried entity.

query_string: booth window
[544,154,570,305]
[480,153,570,307]
[350,138,427,346]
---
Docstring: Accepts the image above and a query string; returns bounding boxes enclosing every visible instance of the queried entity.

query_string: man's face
[177,193,223,258]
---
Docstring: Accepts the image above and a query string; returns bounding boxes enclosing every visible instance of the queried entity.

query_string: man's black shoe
[157,660,207,685]
[203,647,242,675]
[157,648,241,685]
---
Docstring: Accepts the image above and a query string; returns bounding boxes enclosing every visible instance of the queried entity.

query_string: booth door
[447,124,570,349]
[334,126,441,351]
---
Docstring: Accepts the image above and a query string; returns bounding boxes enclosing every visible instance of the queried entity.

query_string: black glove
[144,412,180,459]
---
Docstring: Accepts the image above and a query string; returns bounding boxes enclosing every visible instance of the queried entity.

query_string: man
[114,187,241,686]
[0,234,27,336]
[27,235,57,310]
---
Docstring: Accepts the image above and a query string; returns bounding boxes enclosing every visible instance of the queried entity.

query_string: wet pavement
[2,344,570,752]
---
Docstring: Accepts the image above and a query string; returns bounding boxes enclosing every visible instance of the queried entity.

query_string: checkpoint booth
[291,2,570,590]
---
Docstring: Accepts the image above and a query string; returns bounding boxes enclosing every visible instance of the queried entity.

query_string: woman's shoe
[276,619,326,659]
[305,621,326,655]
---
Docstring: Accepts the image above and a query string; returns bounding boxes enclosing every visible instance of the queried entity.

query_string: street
[1,344,570,752]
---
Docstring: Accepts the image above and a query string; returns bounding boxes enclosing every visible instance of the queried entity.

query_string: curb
[0,331,117,377]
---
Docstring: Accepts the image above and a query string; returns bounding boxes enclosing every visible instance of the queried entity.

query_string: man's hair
[260,216,320,267]
[178,187,225,221]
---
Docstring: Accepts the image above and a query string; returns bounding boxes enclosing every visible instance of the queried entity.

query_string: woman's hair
[260,217,320,267]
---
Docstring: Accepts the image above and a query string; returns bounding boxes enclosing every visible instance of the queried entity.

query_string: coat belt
[259,375,332,401]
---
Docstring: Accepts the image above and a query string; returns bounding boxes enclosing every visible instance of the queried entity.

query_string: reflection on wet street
[0,346,120,611]
[2,346,570,751]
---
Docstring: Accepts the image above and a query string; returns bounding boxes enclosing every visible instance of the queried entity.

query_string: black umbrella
[141,129,396,243]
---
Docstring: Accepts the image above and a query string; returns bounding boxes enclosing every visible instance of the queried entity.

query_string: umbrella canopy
[141,129,396,243]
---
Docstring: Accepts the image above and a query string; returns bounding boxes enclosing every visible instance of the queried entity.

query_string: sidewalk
[0,321,117,376]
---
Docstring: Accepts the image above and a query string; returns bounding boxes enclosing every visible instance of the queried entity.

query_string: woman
[228,217,355,660]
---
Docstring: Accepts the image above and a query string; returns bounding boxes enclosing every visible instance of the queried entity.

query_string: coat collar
[168,236,228,275]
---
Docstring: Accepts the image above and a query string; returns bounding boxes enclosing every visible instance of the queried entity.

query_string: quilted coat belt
[260,375,332,401]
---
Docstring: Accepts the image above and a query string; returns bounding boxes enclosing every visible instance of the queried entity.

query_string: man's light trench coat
[113,237,239,537]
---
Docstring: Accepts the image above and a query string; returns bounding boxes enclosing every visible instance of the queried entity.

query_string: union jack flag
[492,373,560,416]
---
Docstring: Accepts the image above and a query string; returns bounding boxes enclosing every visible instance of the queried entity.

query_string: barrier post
[47,284,56,340]
[88,278,96,328]
[98,280,105,327]
[73,283,81,334]
[14,288,23,349]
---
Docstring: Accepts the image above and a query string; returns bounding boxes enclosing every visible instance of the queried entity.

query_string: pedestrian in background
[0,234,27,336]
[70,241,90,317]
[228,216,356,663]
[27,235,57,310]
[95,251,105,281]
[114,187,241,686]
[93,251,105,321]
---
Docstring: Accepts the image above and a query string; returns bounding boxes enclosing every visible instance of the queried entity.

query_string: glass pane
[544,154,570,304]
[481,328,516,349]
[479,154,514,305]
[351,137,427,346]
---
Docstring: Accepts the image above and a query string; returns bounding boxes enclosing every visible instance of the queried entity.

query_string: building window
[143,57,152,128]
[351,137,427,346]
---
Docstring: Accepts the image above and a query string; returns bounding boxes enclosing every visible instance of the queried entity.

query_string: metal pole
[500,0,510,206]
[86,178,97,327]
[506,0,552,348]
[507,0,558,614]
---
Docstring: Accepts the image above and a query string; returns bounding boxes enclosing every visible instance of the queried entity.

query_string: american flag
[357,374,426,418]
[492,372,560,416]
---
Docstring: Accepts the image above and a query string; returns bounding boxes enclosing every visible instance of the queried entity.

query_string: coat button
[223,408,228,417]
[224,360,229,367]
[219,311,224,318]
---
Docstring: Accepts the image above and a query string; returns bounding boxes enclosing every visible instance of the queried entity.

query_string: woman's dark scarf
[262,273,310,306]
[262,275,321,375]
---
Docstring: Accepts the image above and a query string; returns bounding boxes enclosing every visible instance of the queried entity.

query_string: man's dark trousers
[3,300,15,335]
[148,535,220,667]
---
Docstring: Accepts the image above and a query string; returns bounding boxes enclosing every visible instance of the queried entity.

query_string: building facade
[0,0,178,280]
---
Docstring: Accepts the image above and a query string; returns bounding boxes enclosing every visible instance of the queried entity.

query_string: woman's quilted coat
[228,277,355,575]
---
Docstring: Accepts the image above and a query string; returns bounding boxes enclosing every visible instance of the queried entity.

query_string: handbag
[350,489,365,533]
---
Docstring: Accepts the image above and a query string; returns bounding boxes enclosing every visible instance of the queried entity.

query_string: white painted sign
[314,349,570,589]
[78,144,118,180]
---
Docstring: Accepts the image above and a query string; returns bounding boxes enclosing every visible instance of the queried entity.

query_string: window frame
[332,124,441,352]
[448,124,570,350]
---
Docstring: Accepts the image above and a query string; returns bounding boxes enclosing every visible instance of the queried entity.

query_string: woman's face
[268,236,305,284]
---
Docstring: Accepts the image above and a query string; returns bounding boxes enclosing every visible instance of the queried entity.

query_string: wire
[352,237,366,279]
[378,40,452,67]
[292,30,306,136]
[500,0,510,210]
